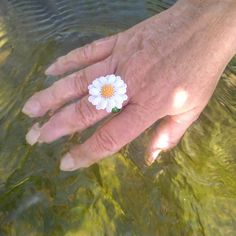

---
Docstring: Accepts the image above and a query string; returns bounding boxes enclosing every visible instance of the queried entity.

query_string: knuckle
[82,44,93,61]
[107,55,117,72]
[48,82,61,101]
[73,71,88,94]
[74,101,94,127]
[95,129,118,153]
[50,89,59,101]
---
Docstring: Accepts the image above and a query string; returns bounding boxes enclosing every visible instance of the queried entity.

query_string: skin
[22,0,236,171]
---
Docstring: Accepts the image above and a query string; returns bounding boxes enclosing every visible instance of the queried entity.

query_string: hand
[22,0,236,171]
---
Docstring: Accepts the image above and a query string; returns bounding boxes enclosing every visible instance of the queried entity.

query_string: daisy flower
[88,75,128,113]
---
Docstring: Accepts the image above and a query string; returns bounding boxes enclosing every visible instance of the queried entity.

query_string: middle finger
[22,57,114,118]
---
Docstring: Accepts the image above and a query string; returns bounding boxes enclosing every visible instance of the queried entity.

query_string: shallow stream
[0,0,236,235]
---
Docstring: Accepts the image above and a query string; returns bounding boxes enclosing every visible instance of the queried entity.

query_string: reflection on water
[0,0,236,235]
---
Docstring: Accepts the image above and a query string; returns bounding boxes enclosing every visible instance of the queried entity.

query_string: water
[0,0,236,235]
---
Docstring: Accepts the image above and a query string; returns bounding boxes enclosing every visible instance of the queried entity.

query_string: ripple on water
[0,0,236,235]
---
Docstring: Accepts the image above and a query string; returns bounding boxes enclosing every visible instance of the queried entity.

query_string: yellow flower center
[101,84,115,98]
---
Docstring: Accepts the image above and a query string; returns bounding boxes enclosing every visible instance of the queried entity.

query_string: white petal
[117,87,126,95]
[108,99,115,109]
[106,107,112,113]
[91,96,101,105]
[113,94,123,104]
[88,84,95,90]
[114,78,124,87]
[89,87,100,96]
[115,84,127,93]
[104,75,111,82]
[98,76,107,84]
[121,94,128,101]
[106,100,114,113]
[92,79,101,87]
[120,83,127,89]
[116,102,123,109]
[88,96,95,103]
[108,75,116,83]
[96,104,102,110]
[96,99,107,110]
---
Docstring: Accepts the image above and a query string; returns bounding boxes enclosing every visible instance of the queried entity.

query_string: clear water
[0,0,236,235]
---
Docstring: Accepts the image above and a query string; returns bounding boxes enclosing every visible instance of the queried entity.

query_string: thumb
[145,109,200,166]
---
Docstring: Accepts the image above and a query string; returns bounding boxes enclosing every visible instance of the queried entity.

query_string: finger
[145,109,200,166]
[22,58,114,118]
[26,95,108,145]
[45,35,117,76]
[59,105,166,171]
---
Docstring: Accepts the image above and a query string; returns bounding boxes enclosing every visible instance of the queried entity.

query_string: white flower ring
[88,74,128,113]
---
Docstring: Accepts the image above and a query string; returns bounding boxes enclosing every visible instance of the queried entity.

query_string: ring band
[88,74,128,113]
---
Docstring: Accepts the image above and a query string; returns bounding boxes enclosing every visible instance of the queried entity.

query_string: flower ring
[88,75,128,113]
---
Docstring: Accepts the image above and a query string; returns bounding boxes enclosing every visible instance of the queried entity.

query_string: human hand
[22,0,236,171]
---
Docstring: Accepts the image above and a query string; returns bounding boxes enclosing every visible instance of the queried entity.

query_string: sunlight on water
[0,0,236,235]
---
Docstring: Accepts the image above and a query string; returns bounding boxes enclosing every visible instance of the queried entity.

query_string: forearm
[173,0,236,57]
[178,0,236,9]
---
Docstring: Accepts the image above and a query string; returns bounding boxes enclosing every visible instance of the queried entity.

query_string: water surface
[0,0,236,235]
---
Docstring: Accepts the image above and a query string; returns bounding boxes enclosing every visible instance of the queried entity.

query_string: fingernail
[60,153,76,171]
[146,149,161,166]
[45,64,56,75]
[22,100,41,117]
[26,123,41,145]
